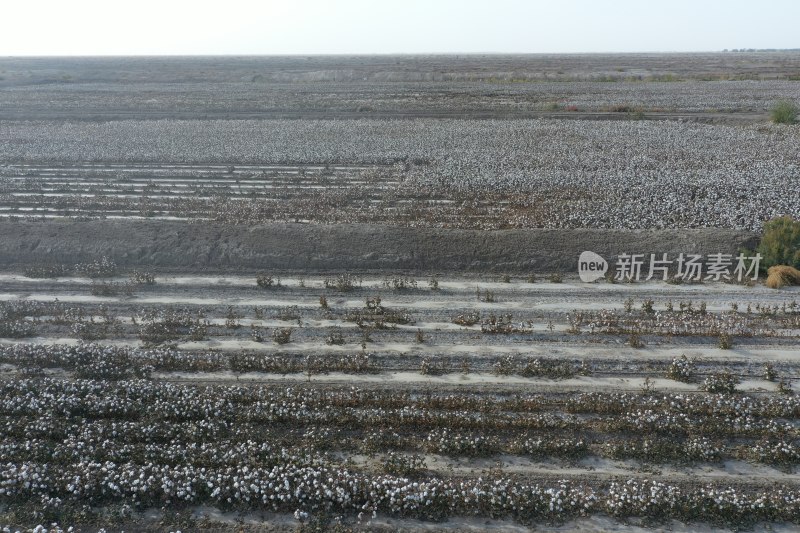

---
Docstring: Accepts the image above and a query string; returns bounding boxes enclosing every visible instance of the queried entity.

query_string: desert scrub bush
[767,273,797,296]
[129,270,156,285]
[778,380,794,395]
[624,298,634,313]
[382,276,418,290]
[757,216,800,269]
[224,306,243,329]
[640,376,656,395]
[324,273,359,292]
[628,332,645,348]
[345,297,414,327]
[717,332,734,349]
[427,277,440,291]
[770,100,798,124]
[272,327,293,345]
[480,313,531,334]
[476,287,496,302]
[701,371,740,394]
[666,354,695,382]
[75,256,117,278]
[549,273,564,283]
[256,273,280,288]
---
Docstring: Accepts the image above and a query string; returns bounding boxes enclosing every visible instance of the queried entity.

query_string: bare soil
[0,219,757,273]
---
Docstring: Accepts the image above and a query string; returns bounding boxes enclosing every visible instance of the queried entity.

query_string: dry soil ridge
[0,220,757,273]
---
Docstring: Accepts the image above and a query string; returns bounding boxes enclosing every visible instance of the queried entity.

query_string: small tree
[770,100,798,124]
[757,216,800,269]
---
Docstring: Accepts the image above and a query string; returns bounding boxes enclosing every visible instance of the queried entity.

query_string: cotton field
[1,118,799,230]
[1,54,799,532]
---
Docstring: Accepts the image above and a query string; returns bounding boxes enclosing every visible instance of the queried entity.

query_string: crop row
[3,76,799,113]
[1,119,798,230]
[1,460,800,526]
[1,421,797,471]
[3,359,800,417]
[0,378,796,440]
[2,343,796,389]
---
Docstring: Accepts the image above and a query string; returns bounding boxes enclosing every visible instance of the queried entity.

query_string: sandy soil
[0,219,757,273]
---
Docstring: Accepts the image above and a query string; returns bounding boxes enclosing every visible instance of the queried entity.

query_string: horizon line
[4,49,800,59]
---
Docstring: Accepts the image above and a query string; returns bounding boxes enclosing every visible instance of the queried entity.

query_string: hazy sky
[2,0,798,55]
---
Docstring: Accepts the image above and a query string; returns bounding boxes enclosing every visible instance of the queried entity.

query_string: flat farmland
[0,55,799,532]
[1,118,799,230]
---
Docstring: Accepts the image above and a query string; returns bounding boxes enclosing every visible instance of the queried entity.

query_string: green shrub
[757,216,800,269]
[770,100,798,124]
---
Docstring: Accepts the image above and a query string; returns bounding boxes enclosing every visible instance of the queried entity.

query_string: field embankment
[0,220,757,273]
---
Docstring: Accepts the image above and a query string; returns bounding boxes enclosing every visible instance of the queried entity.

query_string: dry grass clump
[765,265,800,289]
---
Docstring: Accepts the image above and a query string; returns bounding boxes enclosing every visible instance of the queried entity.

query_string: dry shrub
[765,265,800,289]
